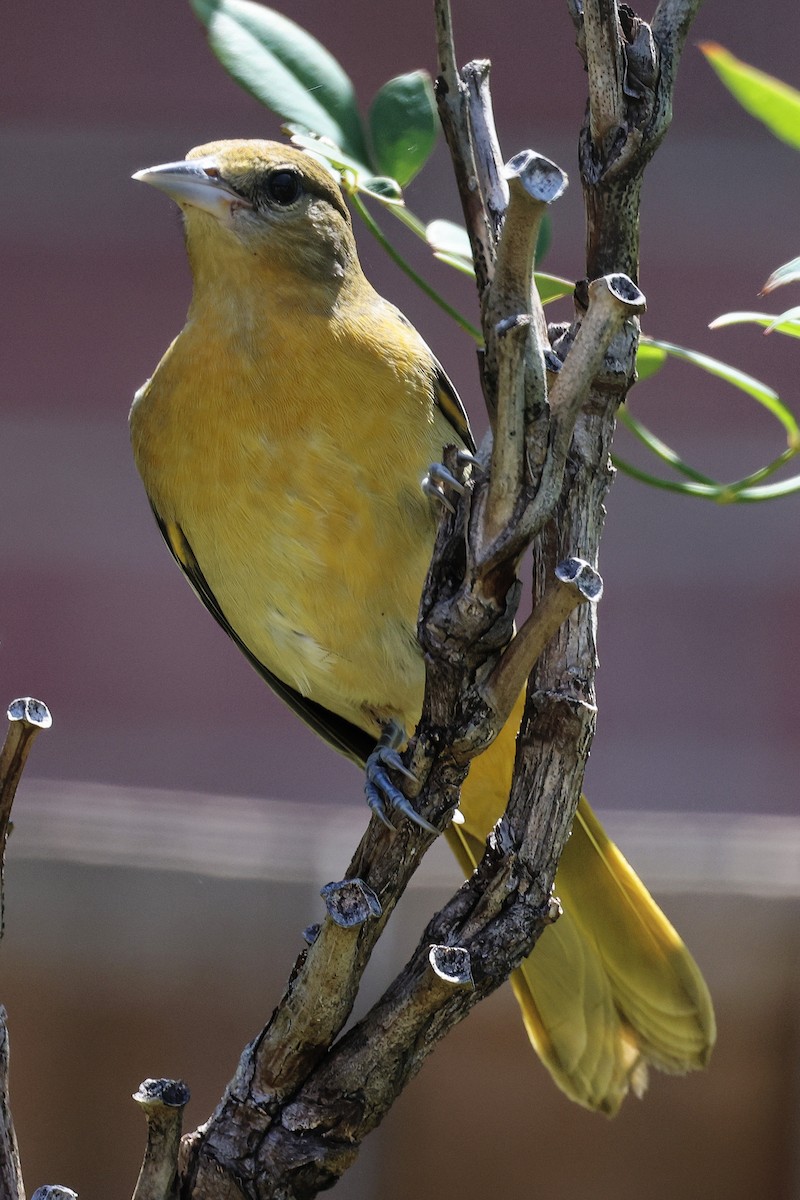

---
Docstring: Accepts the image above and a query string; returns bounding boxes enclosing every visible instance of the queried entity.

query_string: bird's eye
[265,170,303,207]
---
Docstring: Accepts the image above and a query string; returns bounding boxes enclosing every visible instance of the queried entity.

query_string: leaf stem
[348,191,482,342]
[618,406,716,484]
[613,451,800,502]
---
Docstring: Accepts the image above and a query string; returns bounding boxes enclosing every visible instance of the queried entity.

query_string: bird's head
[133,140,358,294]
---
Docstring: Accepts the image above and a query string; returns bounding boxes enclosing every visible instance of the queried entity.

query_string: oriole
[131,139,715,1114]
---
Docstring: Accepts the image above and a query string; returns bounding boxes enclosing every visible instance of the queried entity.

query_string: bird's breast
[131,318,448,738]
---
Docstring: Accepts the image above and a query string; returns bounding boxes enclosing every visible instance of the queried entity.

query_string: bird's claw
[422,454,477,514]
[364,743,438,835]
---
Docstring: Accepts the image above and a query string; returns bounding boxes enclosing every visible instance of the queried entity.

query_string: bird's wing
[150,506,375,767]
[432,360,476,453]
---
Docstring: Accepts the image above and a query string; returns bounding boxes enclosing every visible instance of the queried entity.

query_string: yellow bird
[131,139,715,1114]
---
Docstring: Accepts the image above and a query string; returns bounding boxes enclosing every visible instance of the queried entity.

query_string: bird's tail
[450,715,715,1115]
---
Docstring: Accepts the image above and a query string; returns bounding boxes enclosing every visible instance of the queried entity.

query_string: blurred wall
[2,0,799,1196]
[4,786,800,1199]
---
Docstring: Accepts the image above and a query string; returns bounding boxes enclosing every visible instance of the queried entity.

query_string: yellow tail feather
[450,699,716,1115]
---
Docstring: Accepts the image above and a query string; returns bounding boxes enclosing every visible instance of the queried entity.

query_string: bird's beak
[132,158,252,218]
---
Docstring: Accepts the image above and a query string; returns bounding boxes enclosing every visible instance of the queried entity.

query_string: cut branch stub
[480,558,603,729]
[0,698,53,823]
[548,273,645,418]
[491,150,568,322]
[428,944,474,988]
[31,1189,79,1200]
[482,150,568,430]
[473,151,569,577]
[132,1078,190,1200]
[1,697,52,941]
[320,879,381,928]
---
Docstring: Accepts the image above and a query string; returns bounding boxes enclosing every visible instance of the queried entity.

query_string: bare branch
[434,0,507,300]
[132,1079,190,1200]
[0,1009,24,1200]
[480,557,603,725]
[584,0,627,145]
[175,3,706,1194]
[1,698,52,940]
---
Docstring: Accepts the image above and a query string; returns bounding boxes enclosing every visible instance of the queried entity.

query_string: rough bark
[0,2,704,1197]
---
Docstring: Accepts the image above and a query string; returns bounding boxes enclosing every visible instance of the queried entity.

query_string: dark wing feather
[150,507,374,768]
[432,360,476,453]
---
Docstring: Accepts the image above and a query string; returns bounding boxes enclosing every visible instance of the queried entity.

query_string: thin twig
[0,1009,24,1200]
[132,1079,190,1200]
[0,698,52,940]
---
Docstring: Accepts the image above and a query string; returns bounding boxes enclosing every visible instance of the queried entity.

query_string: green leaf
[285,127,368,180]
[424,220,573,301]
[618,407,717,485]
[709,310,800,339]
[536,214,552,264]
[636,339,668,380]
[426,218,472,260]
[735,475,800,501]
[430,250,475,276]
[348,190,481,342]
[763,255,800,293]
[368,71,438,186]
[700,43,800,150]
[359,176,404,201]
[645,336,799,443]
[614,454,800,503]
[535,273,574,304]
[190,0,370,164]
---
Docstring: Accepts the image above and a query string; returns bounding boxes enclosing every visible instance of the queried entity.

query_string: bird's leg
[364,721,438,835]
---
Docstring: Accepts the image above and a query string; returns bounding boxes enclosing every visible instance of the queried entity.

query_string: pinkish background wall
[2,1,799,1197]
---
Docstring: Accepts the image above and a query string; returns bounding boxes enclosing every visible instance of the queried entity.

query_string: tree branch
[169,2,706,1195]
[132,1079,190,1200]
[1,698,52,941]
[0,1008,24,1200]
[0,696,52,1200]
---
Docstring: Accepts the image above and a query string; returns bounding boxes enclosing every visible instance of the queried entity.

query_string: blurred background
[2,0,799,1196]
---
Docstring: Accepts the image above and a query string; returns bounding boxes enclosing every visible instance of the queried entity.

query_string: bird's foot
[364,724,438,835]
[422,450,479,513]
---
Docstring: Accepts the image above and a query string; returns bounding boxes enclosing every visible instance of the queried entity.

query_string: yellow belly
[131,313,449,737]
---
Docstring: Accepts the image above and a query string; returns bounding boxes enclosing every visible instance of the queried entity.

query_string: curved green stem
[613,452,800,502]
[348,191,482,343]
[726,445,798,492]
[618,406,716,485]
[386,204,429,240]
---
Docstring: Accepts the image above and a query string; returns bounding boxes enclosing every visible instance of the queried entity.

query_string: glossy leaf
[618,407,716,484]
[645,336,799,442]
[426,217,472,260]
[369,71,438,185]
[700,43,800,150]
[360,175,405,201]
[349,190,481,341]
[190,0,370,164]
[287,128,401,199]
[535,273,574,304]
[709,310,800,339]
[763,255,800,293]
[612,455,800,502]
[636,339,668,381]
